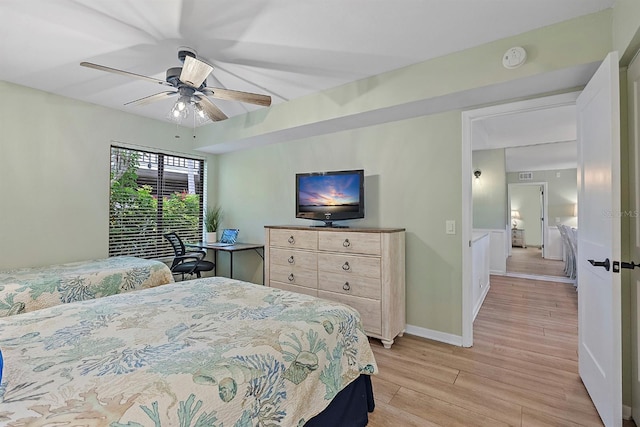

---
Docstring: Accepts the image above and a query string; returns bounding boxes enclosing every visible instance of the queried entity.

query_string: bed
[0,256,174,317]
[0,276,377,426]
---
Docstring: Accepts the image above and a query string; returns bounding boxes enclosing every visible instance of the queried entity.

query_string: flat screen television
[296,169,364,228]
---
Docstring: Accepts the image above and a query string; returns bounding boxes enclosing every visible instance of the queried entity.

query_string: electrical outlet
[446,220,456,235]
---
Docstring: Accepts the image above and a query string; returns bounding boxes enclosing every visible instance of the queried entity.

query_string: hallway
[507,246,568,278]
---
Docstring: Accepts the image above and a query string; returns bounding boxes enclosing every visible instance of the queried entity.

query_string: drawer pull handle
[288,273,295,282]
[343,282,351,291]
[288,256,294,264]
[288,235,295,244]
[343,239,351,248]
[342,262,350,271]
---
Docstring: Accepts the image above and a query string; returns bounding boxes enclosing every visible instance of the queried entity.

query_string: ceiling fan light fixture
[169,98,210,125]
[170,102,188,122]
[176,97,188,111]
[194,102,206,119]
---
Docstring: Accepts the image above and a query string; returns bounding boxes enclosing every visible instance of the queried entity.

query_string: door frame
[461,91,580,347]
[628,48,640,425]
[507,182,549,257]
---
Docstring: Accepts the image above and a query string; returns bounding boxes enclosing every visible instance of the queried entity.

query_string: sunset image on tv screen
[298,174,361,213]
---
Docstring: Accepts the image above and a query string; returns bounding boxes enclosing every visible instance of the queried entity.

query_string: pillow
[220,229,239,244]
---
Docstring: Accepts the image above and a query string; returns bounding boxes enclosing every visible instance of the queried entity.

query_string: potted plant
[204,206,222,242]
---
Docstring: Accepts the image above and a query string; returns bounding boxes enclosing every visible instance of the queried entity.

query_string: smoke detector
[502,47,527,69]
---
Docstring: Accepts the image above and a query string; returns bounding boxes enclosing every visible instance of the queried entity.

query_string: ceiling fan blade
[124,91,177,106]
[80,62,173,87]
[202,86,272,106]
[197,97,228,122]
[180,56,213,88]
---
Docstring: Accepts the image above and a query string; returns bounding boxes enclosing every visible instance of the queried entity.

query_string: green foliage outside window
[109,149,202,258]
[163,191,201,232]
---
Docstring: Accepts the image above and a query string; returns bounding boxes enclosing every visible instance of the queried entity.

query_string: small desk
[187,242,265,284]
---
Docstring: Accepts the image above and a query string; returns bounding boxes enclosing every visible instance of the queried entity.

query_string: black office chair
[163,232,215,280]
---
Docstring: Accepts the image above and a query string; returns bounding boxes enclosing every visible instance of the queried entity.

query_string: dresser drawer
[318,291,381,335]
[318,271,381,300]
[318,232,381,255]
[269,248,317,270]
[270,229,317,250]
[317,253,381,279]
[271,281,318,298]
[270,264,317,288]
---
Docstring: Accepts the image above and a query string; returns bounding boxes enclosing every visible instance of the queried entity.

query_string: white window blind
[109,146,204,258]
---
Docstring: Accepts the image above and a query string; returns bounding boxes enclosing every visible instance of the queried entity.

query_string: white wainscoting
[472,232,490,321]
[473,228,508,275]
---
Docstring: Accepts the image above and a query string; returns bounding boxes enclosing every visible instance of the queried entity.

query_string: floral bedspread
[0,277,377,426]
[0,256,174,317]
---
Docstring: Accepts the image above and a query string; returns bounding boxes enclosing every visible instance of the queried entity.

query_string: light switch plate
[446,220,456,235]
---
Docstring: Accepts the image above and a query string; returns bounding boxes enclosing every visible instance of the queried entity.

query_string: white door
[577,51,622,427]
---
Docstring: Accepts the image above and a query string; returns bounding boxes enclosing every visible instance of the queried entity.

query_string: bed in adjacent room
[0,256,174,317]
[0,277,377,426]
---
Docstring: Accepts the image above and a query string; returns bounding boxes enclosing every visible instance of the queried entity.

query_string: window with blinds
[109,146,204,259]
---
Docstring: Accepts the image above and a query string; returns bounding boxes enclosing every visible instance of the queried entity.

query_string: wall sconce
[511,210,521,229]
[473,169,482,183]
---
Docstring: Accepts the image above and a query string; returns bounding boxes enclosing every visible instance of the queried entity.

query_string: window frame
[109,145,205,259]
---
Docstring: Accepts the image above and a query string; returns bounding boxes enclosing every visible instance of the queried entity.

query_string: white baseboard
[404,324,463,347]
[504,272,576,284]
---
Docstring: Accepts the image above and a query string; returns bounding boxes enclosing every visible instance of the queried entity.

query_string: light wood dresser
[264,225,405,348]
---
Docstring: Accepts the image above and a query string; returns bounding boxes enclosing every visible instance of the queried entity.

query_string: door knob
[588,258,610,271]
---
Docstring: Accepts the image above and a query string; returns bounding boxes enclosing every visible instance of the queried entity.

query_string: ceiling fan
[80,48,271,122]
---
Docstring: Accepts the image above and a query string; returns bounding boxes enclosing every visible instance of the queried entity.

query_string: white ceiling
[473,103,578,172]
[505,140,577,172]
[0,0,614,128]
[472,105,577,151]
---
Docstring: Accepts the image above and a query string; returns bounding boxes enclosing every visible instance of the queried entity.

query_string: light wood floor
[367,275,635,427]
[507,247,567,278]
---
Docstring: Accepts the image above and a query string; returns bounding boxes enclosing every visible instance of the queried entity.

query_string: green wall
[216,112,463,334]
[472,149,507,230]
[613,0,640,65]
[0,81,208,269]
